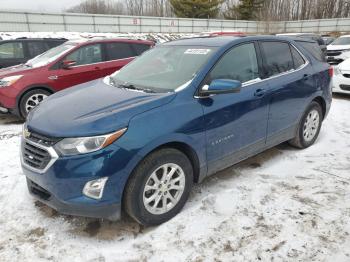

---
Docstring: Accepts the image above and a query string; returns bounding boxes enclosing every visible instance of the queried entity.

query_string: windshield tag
[184,49,211,55]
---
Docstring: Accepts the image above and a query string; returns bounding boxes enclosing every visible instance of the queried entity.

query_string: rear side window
[132,43,151,55]
[28,41,49,57]
[296,41,325,62]
[210,43,259,83]
[0,42,24,59]
[261,41,294,77]
[106,42,135,60]
[47,40,65,48]
[291,46,305,69]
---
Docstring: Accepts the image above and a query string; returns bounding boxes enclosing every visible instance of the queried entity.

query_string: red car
[0,38,154,117]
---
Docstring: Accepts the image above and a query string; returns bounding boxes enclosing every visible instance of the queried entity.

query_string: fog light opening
[83,177,108,200]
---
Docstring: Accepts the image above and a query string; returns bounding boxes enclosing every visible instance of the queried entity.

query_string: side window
[28,42,49,57]
[0,42,24,59]
[209,43,259,83]
[296,41,325,62]
[291,46,305,69]
[132,43,151,56]
[261,41,294,77]
[65,44,102,66]
[106,43,135,60]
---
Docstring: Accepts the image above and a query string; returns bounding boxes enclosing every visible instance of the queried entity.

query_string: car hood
[327,44,350,51]
[27,79,176,137]
[0,64,37,78]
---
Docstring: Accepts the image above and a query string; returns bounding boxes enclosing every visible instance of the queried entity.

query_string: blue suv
[21,36,332,225]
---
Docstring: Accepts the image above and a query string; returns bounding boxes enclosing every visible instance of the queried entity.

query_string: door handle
[303,74,311,80]
[254,88,266,97]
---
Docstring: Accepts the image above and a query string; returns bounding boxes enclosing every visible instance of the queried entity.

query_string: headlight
[334,66,342,75]
[0,75,23,87]
[54,128,127,156]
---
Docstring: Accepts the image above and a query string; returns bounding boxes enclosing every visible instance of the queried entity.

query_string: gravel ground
[0,94,349,262]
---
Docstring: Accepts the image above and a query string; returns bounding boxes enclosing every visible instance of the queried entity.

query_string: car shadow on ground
[33,141,294,241]
[333,93,350,101]
[0,113,23,125]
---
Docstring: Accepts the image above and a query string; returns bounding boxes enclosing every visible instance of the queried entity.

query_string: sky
[0,0,83,12]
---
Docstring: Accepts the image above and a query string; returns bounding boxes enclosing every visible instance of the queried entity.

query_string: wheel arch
[16,85,55,116]
[312,96,326,119]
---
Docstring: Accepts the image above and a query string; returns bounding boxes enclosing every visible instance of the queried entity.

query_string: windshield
[110,45,217,93]
[26,44,76,68]
[331,37,350,46]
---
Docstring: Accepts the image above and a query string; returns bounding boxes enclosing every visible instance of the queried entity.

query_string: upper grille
[22,141,51,170]
[26,130,61,146]
[327,50,342,56]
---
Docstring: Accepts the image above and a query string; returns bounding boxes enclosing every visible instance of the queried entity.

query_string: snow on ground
[0,95,350,262]
[0,32,197,43]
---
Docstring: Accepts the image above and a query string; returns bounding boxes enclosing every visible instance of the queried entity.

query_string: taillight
[328,67,334,77]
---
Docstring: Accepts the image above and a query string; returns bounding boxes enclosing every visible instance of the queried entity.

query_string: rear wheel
[124,148,193,226]
[19,89,51,118]
[289,101,323,149]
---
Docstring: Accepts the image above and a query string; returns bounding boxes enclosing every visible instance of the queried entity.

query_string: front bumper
[21,139,137,221]
[332,71,350,94]
[26,178,121,220]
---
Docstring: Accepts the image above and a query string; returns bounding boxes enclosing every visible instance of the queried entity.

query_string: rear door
[0,41,26,68]
[99,42,137,76]
[259,41,316,145]
[49,43,104,91]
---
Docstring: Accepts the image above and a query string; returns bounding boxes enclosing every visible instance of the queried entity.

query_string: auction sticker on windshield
[184,49,211,55]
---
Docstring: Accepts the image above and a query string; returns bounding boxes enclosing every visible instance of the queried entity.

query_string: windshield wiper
[118,83,156,93]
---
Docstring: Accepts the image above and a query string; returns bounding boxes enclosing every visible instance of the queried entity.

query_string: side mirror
[62,60,76,69]
[200,79,242,96]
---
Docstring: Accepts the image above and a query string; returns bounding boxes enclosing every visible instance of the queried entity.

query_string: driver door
[200,42,270,175]
[49,44,104,91]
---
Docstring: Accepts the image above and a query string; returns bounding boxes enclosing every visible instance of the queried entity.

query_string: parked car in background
[322,36,335,45]
[0,38,153,117]
[200,31,246,37]
[326,35,350,65]
[332,58,350,94]
[21,36,332,225]
[0,38,67,69]
[277,33,327,54]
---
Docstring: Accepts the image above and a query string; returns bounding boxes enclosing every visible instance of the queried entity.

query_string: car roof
[0,38,67,42]
[66,37,154,46]
[339,35,350,38]
[163,35,302,47]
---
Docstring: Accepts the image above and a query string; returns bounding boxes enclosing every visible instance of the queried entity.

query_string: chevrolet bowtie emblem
[23,129,31,138]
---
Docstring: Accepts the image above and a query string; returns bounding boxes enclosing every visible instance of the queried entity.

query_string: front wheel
[124,148,193,226]
[19,89,51,118]
[289,101,323,149]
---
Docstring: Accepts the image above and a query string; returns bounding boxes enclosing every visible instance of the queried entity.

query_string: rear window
[105,42,135,60]
[296,41,325,62]
[132,43,151,55]
[260,41,294,77]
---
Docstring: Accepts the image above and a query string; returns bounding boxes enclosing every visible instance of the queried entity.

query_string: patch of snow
[0,95,350,261]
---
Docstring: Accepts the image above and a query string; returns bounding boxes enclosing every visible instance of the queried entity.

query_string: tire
[124,148,193,226]
[19,89,51,118]
[289,101,323,149]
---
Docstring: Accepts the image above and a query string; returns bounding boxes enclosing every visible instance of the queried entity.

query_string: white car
[327,35,350,65]
[332,59,350,94]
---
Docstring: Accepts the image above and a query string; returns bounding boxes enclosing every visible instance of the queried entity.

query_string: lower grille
[22,141,51,170]
[340,84,350,91]
[28,179,51,200]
